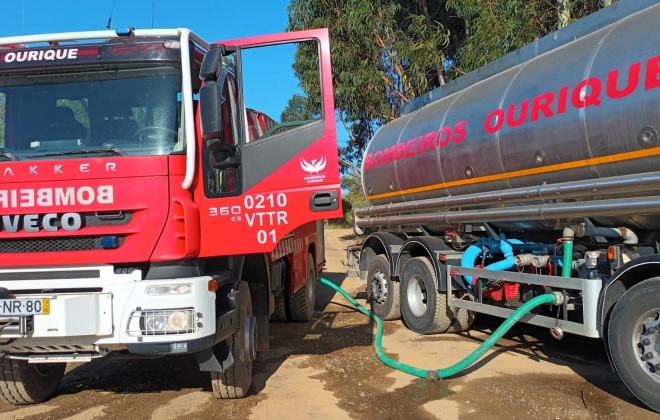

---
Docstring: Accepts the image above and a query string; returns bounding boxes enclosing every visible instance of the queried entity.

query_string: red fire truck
[0,27,341,403]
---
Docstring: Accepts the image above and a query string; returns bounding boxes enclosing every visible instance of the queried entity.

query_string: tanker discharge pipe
[568,224,638,244]
[560,224,638,278]
[318,277,560,380]
[460,237,522,286]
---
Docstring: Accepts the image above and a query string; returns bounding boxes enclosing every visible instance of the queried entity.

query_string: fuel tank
[360,0,660,232]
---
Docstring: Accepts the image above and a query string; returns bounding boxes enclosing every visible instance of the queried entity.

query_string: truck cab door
[195,29,342,256]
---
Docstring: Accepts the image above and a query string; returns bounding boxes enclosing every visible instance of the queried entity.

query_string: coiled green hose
[318,276,557,379]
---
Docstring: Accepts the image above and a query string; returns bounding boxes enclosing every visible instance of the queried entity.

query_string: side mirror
[208,140,242,169]
[199,45,241,170]
[199,45,232,82]
[199,80,222,141]
[199,81,241,169]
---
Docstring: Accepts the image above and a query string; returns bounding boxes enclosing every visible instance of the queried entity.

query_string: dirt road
[0,228,657,419]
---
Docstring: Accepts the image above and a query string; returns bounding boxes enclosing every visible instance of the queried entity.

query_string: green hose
[318,276,557,380]
[562,240,574,278]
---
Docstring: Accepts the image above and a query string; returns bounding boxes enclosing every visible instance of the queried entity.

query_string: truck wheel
[212,281,256,399]
[367,255,401,320]
[0,358,65,404]
[608,277,660,413]
[400,257,474,334]
[289,253,316,321]
[449,297,475,333]
[270,291,288,322]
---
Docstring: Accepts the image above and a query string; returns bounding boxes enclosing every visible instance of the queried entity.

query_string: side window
[240,40,322,143]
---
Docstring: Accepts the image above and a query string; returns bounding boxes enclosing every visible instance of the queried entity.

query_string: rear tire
[0,359,65,405]
[289,253,316,321]
[367,255,401,320]
[270,291,288,322]
[212,281,255,399]
[400,257,474,335]
[608,278,660,413]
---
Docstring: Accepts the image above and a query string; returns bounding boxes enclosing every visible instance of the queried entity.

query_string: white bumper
[0,264,219,353]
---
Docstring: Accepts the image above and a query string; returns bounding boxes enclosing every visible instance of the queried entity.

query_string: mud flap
[195,340,234,373]
[249,282,269,352]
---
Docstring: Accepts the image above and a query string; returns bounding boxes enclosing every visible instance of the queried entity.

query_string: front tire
[400,257,474,335]
[289,253,317,321]
[367,255,401,320]
[608,278,660,413]
[212,281,256,399]
[0,359,65,405]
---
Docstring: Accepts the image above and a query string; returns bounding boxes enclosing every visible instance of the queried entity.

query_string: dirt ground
[0,228,657,419]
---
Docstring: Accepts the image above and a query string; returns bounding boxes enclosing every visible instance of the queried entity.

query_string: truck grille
[0,236,125,253]
[0,211,130,253]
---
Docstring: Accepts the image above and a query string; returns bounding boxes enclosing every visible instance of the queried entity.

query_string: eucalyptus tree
[287,0,451,161]
[446,0,619,74]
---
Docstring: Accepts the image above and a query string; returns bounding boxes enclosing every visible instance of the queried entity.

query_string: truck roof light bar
[115,27,135,37]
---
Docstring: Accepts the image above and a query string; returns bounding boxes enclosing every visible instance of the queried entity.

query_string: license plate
[0,298,50,316]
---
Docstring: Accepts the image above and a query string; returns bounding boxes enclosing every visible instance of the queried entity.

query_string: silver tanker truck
[351,0,660,412]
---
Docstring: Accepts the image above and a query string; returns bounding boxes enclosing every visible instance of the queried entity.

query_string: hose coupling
[552,291,564,305]
[426,370,441,380]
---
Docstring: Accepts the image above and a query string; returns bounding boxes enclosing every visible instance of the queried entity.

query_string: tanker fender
[598,254,660,356]
[395,236,455,292]
[358,232,405,282]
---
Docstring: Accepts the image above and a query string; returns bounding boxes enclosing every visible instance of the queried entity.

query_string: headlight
[139,308,196,335]
[145,314,167,331]
[167,311,192,330]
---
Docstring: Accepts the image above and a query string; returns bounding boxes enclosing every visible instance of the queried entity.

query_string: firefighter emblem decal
[300,156,326,174]
[301,156,327,184]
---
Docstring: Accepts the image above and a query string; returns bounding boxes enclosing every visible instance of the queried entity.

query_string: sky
[0,0,349,147]
[0,0,291,41]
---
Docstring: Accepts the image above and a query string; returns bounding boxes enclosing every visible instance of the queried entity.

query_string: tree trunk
[557,0,571,28]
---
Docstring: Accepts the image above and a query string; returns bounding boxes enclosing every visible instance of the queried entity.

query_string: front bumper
[0,264,235,358]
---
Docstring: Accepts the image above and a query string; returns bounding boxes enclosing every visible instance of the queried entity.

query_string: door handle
[310,190,339,211]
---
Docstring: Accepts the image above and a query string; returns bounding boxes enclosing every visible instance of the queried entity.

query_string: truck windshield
[0,64,183,160]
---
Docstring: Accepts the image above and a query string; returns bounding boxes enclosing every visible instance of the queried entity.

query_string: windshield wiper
[28,147,127,158]
[0,152,19,162]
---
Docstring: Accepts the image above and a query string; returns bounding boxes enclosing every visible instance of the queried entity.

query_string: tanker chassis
[353,1,660,412]
[0,28,341,403]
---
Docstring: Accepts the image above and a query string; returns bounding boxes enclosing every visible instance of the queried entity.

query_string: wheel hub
[243,315,257,362]
[308,273,316,306]
[633,308,660,383]
[371,270,388,305]
[406,275,428,317]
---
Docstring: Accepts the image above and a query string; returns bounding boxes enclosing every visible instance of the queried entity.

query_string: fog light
[167,311,191,330]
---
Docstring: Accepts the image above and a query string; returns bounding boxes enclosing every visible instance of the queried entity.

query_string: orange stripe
[368,147,660,201]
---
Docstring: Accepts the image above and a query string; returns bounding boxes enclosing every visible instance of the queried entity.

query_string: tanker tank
[358,0,660,234]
